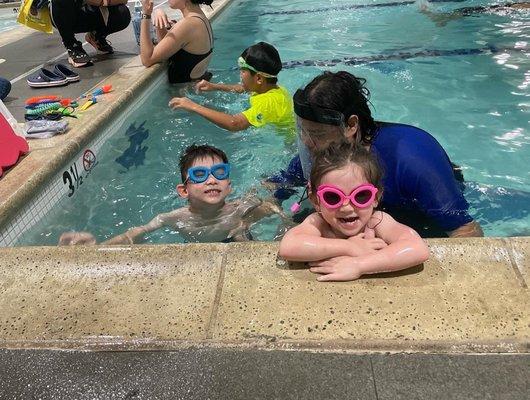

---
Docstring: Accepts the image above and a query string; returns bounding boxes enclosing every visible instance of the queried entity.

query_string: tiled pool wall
[0,74,165,247]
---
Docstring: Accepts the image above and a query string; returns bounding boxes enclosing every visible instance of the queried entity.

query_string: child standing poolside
[60,144,283,245]
[167,42,296,140]
[278,142,429,282]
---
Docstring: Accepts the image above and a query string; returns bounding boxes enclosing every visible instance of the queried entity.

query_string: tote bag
[17,0,53,34]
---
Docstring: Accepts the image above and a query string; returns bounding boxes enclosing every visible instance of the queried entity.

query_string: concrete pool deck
[0,239,528,352]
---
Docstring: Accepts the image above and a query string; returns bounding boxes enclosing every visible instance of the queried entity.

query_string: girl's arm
[310,212,429,281]
[278,214,387,261]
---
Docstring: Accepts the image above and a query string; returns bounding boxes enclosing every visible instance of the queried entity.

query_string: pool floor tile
[212,240,529,346]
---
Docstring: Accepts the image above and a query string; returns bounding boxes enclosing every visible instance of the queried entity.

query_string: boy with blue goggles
[60,145,285,244]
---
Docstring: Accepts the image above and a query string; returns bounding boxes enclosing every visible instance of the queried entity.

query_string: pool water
[0,6,18,33]
[17,0,530,245]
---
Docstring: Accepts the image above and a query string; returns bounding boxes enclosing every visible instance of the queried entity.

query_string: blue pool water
[17,0,530,245]
[0,6,18,33]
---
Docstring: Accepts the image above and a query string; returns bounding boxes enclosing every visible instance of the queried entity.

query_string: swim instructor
[139,0,214,83]
[270,71,483,238]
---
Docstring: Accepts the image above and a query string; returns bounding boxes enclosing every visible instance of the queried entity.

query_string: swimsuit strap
[189,15,213,48]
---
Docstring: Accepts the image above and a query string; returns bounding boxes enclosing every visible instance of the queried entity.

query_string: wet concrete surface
[0,348,528,399]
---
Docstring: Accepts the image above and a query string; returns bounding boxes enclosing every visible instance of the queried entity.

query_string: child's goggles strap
[317,183,378,209]
[186,163,231,184]
[237,56,277,78]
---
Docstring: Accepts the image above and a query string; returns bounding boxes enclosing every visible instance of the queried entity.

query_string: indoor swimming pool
[16,0,530,245]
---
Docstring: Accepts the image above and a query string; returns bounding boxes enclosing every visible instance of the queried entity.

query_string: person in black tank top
[167,15,213,83]
[140,0,214,83]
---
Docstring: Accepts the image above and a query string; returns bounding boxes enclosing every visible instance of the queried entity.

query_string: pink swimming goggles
[316,183,378,209]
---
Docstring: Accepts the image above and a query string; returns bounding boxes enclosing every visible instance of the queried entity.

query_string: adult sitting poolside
[270,71,483,238]
[139,0,214,84]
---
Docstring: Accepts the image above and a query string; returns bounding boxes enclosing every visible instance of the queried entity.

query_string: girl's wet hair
[179,144,228,182]
[310,141,383,195]
[240,42,282,84]
[304,71,377,145]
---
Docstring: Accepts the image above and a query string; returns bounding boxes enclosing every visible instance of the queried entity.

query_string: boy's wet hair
[310,141,383,195]
[303,71,377,145]
[240,42,282,84]
[179,144,228,182]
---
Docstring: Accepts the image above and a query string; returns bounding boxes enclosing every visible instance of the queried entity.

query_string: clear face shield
[293,89,349,179]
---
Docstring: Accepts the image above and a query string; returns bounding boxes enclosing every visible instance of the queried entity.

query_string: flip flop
[54,63,80,83]
[26,68,68,88]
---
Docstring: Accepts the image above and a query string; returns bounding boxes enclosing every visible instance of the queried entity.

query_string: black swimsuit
[167,15,213,84]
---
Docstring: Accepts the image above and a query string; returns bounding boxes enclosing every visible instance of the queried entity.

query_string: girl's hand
[141,0,154,15]
[309,256,363,281]
[168,97,195,110]
[347,232,387,256]
[152,8,171,29]
[195,79,214,92]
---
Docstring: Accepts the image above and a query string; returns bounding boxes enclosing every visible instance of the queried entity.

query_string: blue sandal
[26,68,68,88]
[54,63,80,83]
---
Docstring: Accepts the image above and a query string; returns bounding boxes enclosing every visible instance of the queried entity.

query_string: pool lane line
[8,0,169,85]
[280,45,512,69]
[260,0,467,16]
[217,44,513,74]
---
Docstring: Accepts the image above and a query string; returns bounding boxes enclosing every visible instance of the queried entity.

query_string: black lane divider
[280,45,505,69]
[260,0,467,16]
[220,45,521,74]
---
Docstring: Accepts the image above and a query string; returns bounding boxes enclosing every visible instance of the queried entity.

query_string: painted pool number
[63,164,83,197]
[62,149,98,197]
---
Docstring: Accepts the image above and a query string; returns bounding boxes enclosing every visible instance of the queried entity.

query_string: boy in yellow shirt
[168,42,295,140]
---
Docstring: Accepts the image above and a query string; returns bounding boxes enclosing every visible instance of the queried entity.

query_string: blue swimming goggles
[185,163,231,184]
